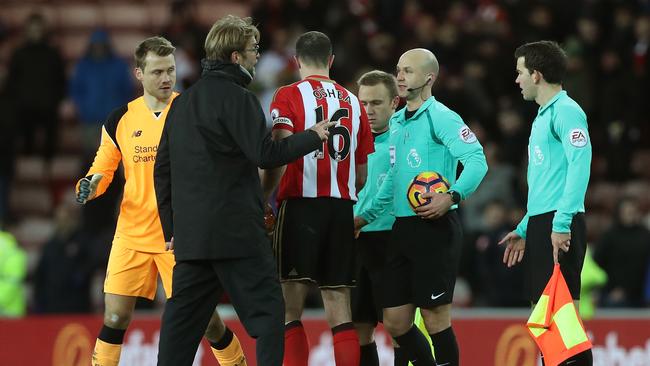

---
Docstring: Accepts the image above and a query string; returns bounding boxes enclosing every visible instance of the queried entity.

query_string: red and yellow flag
[527,264,592,366]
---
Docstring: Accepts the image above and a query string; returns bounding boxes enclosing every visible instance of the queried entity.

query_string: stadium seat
[9,186,54,217]
[102,3,150,30]
[195,2,248,27]
[14,156,48,183]
[58,30,92,61]
[0,4,56,29]
[111,30,150,58]
[12,216,56,250]
[56,3,101,30]
[49,156,82,181]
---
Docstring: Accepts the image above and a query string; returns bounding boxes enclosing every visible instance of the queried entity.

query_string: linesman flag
[527,264,592,366]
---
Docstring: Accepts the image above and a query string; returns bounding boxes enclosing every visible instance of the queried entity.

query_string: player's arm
[261,86,297,201]
[356,163,394,229]
[213,91,326,170]
[434,112,488,200]
[551,106,592,233]
[357,121,394,226]
[154,110,174,244]
[75,108,125,204]
[354,106,373,192]
[261,128,292,202]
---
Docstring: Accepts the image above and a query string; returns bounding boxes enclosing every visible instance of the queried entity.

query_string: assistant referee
[500,40,593,366]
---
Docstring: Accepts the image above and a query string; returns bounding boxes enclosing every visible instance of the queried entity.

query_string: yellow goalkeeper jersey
[77,94,178,253]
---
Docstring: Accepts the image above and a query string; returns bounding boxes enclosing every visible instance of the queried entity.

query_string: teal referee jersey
[515,90,592,237]
[359,96,487,221]
[354,130,395,232]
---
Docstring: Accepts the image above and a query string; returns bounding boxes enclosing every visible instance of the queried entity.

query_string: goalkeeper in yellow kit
[76,36,246,366]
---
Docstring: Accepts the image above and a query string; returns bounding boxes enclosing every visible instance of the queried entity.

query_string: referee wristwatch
[447,190,461,204]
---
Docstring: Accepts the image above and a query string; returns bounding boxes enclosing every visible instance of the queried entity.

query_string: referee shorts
[351,230,390,325]
[524,212,586,302]
[382,212,463,309]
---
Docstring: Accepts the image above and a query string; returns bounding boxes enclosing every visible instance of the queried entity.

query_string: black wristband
[447,190,461,204]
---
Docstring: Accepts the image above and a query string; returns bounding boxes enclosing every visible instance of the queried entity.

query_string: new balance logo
[431,292,446,300]
[132,130,142,137]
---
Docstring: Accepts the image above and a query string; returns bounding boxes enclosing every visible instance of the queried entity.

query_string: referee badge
[568,128,588,147]
[459,126,477,143]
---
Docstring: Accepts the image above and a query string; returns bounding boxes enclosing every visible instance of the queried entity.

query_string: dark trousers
[18,106,58,160]
[157,252,285,366]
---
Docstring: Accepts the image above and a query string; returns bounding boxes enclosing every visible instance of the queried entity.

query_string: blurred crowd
[0,0,649,317]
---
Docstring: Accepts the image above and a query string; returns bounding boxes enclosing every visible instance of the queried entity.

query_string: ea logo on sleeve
[569,128,588,147]
[459,126,477,143]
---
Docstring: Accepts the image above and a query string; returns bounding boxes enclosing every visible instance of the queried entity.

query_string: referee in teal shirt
[356,49,488,366]
[500,41,593,366]
[352,70,400,366]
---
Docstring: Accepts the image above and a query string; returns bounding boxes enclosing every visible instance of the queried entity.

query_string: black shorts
[351,230,390,325]
[524,212,586,302]
[382,212,463,309]
[273,197,356,288]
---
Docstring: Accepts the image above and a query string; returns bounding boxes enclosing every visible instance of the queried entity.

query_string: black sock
[332,322,355,334]
[429,326,459,366]
[394,346,409,366]
[209,327,233,350]
[360,342,379,366]
[560,349,592,366]
[98,325,126,345]
[393,326,436,366]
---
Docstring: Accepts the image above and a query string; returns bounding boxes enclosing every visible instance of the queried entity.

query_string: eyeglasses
[242,44,260,55]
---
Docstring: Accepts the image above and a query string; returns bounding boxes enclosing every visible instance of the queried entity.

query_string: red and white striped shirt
[270,75,373,201]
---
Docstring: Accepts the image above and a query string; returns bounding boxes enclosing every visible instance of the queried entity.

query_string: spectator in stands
[0,221,27,317]
[33,191,96,313]
[631,15,650,138]
[594,197,650,307]
[563,39,595,122]
[69,29,133,161]
[161,0,205,89]
[495,106,528,168]
[471,201,527,307]
[256,27,297,126]
[6,13,65,162]
[579,248,608,319]
[1,0,648,315]
[462,142,517,233]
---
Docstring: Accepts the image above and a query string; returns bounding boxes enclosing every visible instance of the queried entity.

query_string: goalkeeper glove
[76,174,103,204]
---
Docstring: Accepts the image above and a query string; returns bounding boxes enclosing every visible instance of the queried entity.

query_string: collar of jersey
[373,129,389,143]
[396,96,436,125]
[538,90,566,114]
[304,74,334,82]
[200,59,252,86]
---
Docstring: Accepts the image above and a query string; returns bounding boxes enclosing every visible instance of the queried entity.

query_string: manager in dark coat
[154,15,333,366]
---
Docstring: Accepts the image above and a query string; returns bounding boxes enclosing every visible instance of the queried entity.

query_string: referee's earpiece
[406,76,433,92]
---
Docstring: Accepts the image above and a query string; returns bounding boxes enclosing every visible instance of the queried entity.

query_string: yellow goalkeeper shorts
[104,244,174,300]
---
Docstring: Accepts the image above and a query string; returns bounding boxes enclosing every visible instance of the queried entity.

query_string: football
[406,171,450,209]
